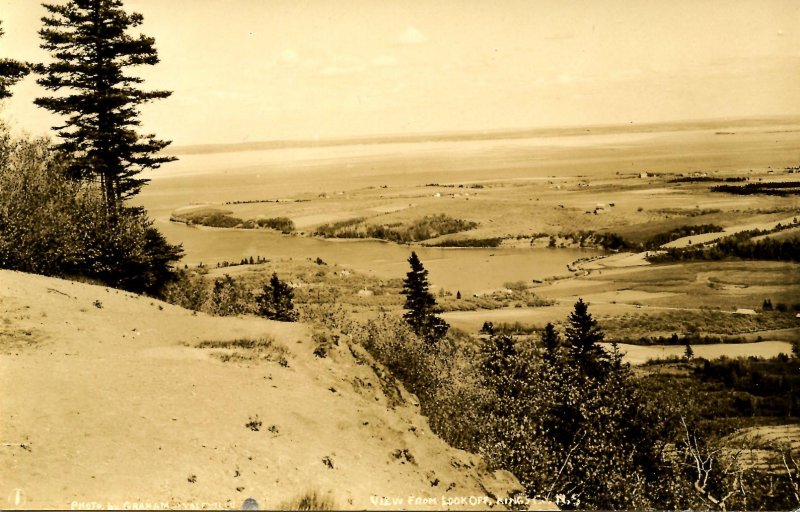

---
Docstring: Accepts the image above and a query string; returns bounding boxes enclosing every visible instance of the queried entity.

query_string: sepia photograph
[0,0,799,510]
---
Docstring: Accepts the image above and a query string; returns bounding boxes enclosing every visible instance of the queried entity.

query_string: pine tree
[564,298,609,377]
[256,273,298,322]
[0,21,29,99]
[35,0,175,207]
[401,251,448,343]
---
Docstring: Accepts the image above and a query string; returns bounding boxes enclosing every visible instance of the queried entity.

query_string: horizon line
[169,114,800,156]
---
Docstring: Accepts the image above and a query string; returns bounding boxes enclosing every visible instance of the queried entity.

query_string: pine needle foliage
[35,0,175,207]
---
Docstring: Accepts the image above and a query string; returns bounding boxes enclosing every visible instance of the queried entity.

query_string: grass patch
[194,337,289,365]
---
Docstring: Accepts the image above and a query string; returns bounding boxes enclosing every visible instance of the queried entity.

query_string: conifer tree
[401,251,448,343]
[0,21,29,99]
[541,322,560,362]
[564,298,609,377]
[256,273,298,322]
[684,340,694,361]
[35,0,174,207]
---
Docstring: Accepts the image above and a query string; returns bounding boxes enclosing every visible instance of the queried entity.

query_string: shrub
[255,273,298,321]
[0,127,182,295]
[207,275,252,316]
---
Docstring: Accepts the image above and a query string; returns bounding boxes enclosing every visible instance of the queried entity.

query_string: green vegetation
[255,273,298,322]
[357,302,681,508]
[401,252,448,343]
[602,309,798,338]
[556,230,633,250]
[424,237,503,247]
[668,176,746,183]
[312,217,366,238]
[171,209,296,233]
[0,3,182,296]
[349,298,799,510]
[0,20,30,99]
[314,214,478,243]
[650,231,800,263]
[644,224,724,248]
[255,216,294,233]
[36,0,174,206]
[0,126,182,295]
[711,181,800,196]
[195,336,288,365]
[616,333,751,346]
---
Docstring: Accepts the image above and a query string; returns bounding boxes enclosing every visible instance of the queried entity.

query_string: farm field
[4,0,800,506]
[136,119,800,301]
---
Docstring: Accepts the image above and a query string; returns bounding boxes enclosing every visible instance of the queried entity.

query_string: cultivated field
[133,118,800,356]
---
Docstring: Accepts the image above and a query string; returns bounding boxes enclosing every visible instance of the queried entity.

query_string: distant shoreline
[169,115,800,156]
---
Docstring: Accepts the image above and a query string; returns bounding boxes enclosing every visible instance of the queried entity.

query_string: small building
[735,308,758,316]
[640,172,648,178]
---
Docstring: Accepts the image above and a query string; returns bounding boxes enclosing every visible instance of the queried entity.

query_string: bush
[207,275,252,316]
[0,127,182,295]
[255,273,298,321]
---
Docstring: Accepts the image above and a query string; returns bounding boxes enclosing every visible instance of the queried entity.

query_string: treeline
[423,237,503,248]
[163,271,297,321]
[313,214,478,243]
[668,176,746,183]
[643,224,723,248]
[643,356,800,421]
[617,333,750,346]
[172,210,295,233]
[695,357,799,417]
[711,181,800,196]
[649,232,800,263]
[554,230,633,250]
[554,226,724,251]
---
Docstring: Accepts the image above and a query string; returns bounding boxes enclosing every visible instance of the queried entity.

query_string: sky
[0,0,798,145]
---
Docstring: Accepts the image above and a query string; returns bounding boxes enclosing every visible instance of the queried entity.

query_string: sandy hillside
[0,270,540,510]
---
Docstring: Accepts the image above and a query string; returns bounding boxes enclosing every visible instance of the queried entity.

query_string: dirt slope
[0,270,538,510]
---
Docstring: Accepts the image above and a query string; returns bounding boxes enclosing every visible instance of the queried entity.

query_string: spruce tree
[564,298,609,377]
[35,0,175,207]
[256,273,298,322]
[541,322,560,362]
[684,340,694,361]
[0,21,29,99]
[401,251,448,343]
